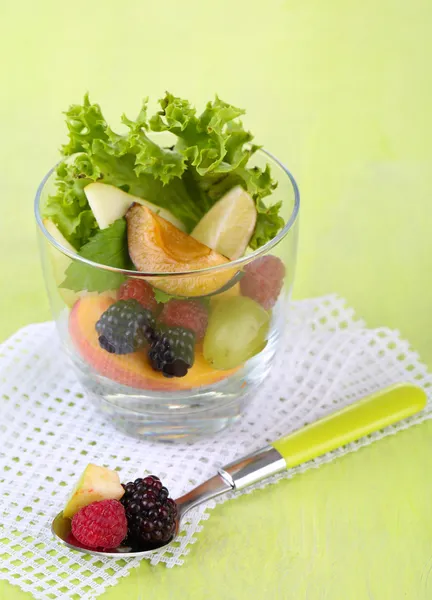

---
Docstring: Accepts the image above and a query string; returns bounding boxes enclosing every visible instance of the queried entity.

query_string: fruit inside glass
[36,145,299,441]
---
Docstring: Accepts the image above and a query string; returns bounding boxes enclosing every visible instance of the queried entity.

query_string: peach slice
[69,296,239,390]
[126,204,236,297]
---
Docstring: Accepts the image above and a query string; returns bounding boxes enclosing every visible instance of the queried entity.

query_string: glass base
[67,346,273,441]
[87,387,251,441]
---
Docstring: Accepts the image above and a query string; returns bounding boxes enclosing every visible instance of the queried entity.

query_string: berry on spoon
[121,476,178,549]
[71,499,127,550]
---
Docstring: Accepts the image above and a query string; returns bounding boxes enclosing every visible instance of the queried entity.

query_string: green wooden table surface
[1,1,431,598]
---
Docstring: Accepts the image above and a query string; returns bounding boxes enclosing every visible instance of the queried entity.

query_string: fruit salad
[62,463,177,551]
[38,93,293,403]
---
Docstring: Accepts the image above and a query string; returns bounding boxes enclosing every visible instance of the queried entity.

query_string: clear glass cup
[35,148,299,441]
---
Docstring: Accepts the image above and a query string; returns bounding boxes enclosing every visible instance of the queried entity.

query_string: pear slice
[84,182,186,231]
[63,463,124,519]
[191,186,256,259]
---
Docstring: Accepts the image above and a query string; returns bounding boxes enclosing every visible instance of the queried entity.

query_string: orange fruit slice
[126,204,236,297]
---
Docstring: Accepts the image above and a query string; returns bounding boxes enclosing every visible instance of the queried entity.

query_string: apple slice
[43,219,116,307]
[43,219,80,308]
[84,182,186,231]
[126,204,236,297]
[44,218,76,254]
[63,463,124,519]
[191,186,257,259]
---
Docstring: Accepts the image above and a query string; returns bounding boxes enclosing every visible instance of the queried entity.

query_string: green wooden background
[1,0,431,598]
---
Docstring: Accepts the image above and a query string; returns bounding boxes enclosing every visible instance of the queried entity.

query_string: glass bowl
[35,147,299,441]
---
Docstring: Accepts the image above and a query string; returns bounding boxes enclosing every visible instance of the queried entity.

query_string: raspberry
[149,326,195,378]
[159,299,208,340]
[121,476,178,550]
[71,499,127,549]
[240,255,285,310]
[96,299,156,354]
[118,280,159,313]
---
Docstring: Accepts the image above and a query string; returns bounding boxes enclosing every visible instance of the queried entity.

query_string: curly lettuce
[150,93,282,246]
[42,93,283,251]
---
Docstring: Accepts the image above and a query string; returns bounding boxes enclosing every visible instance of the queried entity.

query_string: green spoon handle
[270,383,426,468]
[219,383,426,491]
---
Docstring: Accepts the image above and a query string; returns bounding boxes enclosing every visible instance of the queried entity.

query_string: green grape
[203,296,270,370]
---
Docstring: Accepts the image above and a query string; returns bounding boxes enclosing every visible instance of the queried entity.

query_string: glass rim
[34,147,300,278]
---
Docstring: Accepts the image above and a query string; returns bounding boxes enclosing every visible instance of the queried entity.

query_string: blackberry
[149,326,195,378]
[121,476,178,549]
[96,299,156,355]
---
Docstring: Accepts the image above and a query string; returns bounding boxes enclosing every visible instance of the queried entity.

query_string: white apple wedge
[191,186,257,259]
[44,218,76,254]
[63,464,124,519]
[43,219,117,306]
[84,182,186,231]
[43,219,80,307]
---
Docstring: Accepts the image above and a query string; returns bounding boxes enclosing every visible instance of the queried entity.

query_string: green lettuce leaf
[150,93,280,237]
[122,104,187,185]
[43,92,284,260]
[61,93,110,156]
[249,200,285,250]
[61,218,129,292]
[43,95,205,245]
[150,93,250,176]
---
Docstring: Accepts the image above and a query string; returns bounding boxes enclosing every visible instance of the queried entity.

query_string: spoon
[52,382,426,557]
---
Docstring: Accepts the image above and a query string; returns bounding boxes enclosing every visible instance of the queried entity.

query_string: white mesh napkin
[0,295,431,600]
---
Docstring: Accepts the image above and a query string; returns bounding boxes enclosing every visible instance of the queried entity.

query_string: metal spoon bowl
[52,471,236,558]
